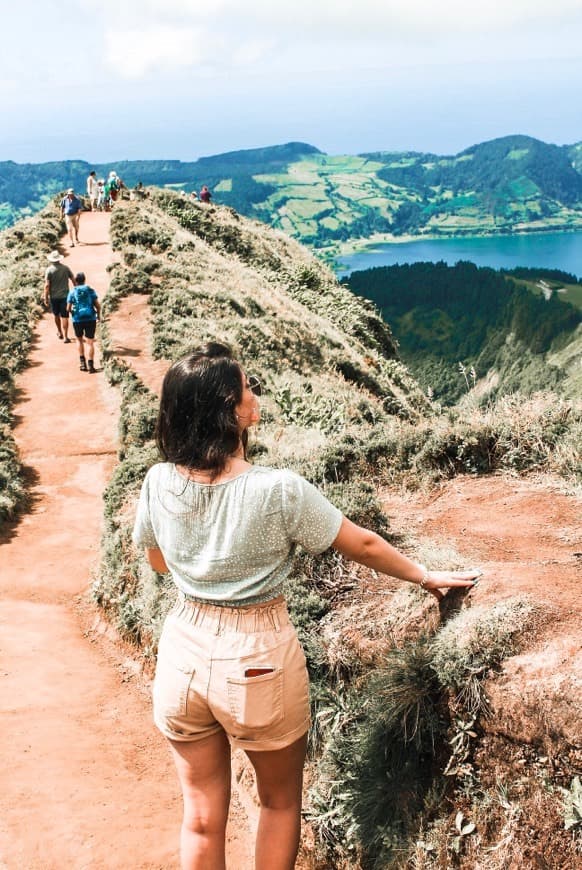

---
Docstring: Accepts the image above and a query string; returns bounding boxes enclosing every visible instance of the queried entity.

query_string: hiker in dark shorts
[66,272,101,372]
[43,251,75,342]
[60,189,83,247]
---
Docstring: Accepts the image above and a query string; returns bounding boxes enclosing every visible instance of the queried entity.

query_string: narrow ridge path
[0,212,251,869]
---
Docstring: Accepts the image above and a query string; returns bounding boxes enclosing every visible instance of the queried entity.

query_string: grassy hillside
[2,136,582,261]
[92,194,580,867]
[94,189,430,643]
[0,206,62,523]
[255,136,582,256]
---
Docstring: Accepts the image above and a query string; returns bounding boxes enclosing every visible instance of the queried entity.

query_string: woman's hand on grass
[421,569,482,601]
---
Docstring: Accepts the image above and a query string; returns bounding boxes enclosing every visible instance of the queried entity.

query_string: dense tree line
[344,261,581,402]
[376,136,582,204]
[308,209,392,245]
[503,266,580,284]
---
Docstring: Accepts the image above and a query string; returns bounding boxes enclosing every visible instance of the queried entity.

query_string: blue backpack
[72,285,95,320]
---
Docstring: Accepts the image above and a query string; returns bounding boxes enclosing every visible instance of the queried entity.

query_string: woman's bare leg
[168,730,231,870]
[245,733,308,870]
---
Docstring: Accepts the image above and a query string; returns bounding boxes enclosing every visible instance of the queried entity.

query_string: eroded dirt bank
[382,476,581,746]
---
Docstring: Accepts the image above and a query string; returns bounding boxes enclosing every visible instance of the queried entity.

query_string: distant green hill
[0,142,319,228]
[2,136,582,257]
[345,261,582,404]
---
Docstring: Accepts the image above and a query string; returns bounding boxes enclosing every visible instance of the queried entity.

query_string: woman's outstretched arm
[331,517,480,601]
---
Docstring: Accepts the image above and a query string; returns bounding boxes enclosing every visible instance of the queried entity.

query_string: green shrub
[0,205,62,530]
[430,598,537,717]
[308,596,540,867]
[0,428,27,522]
[309,639,444,868]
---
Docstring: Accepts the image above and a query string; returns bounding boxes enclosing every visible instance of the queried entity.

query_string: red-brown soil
[0,213,253,869]
[381,476,581,747]
[109,291,168,395]
[382,474,581,620]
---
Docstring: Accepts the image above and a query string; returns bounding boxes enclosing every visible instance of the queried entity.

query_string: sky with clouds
[2,0,581,162]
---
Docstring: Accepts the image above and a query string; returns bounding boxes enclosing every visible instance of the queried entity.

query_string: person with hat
[60,188,83,247]
[43,251,75,342]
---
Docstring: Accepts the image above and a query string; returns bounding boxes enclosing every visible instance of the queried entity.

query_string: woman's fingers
[432,570,481,582]
[426,569,483,591]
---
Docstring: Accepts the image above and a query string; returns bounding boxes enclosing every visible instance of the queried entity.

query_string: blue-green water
[335,230,582,278]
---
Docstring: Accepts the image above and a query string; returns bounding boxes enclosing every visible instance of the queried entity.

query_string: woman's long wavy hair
[156,342,248,478]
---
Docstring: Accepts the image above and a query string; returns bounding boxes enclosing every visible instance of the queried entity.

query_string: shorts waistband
[172,593,290,634]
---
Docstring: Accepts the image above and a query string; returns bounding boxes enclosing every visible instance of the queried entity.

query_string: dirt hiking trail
[0,213,253,869]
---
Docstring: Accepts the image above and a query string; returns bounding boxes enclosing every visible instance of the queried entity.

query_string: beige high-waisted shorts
[153,594,311,751]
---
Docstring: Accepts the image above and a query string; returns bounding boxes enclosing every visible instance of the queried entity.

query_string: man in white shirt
[86,171,99,211]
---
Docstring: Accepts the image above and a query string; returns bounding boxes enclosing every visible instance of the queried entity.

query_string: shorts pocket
[153,654,195,719]
[227,668,284,730]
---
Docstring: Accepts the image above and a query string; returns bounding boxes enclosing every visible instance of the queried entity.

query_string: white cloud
[229,39,276,69]
[79,0,582,78]
[89,0,582,36]
[104,26,210,78]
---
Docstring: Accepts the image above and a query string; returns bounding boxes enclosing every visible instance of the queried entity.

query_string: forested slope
[346,261,582,404]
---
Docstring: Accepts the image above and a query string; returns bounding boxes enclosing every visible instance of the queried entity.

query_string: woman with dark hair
[133,342,480,870]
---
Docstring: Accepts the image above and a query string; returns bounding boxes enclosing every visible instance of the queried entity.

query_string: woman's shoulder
[248,465,301,485]
[144,461,173,483]
[248,465,311,497]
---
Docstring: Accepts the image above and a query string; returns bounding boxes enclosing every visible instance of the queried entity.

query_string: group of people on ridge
[51,170,128,368]
[43,251,100,373]
[86,170,125,212]
[60,171,125,248]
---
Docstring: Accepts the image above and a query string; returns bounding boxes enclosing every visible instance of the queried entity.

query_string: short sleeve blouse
[132,463,343,606]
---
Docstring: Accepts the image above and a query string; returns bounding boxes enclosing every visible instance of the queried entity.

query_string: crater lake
[335,230,582,278]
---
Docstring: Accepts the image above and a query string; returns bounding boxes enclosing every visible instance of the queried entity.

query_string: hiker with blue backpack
[67,272,101,372]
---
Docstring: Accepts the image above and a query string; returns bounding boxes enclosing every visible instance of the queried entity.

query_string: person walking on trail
[66,272,100,373]
[43,251,74,342]
[105,172,119,206]
[86,171,99,211]
[199,185,212,203]
[105,171,125,208]
[60,188,83,247]
[96,179,106,211]
[132,342,481,870]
